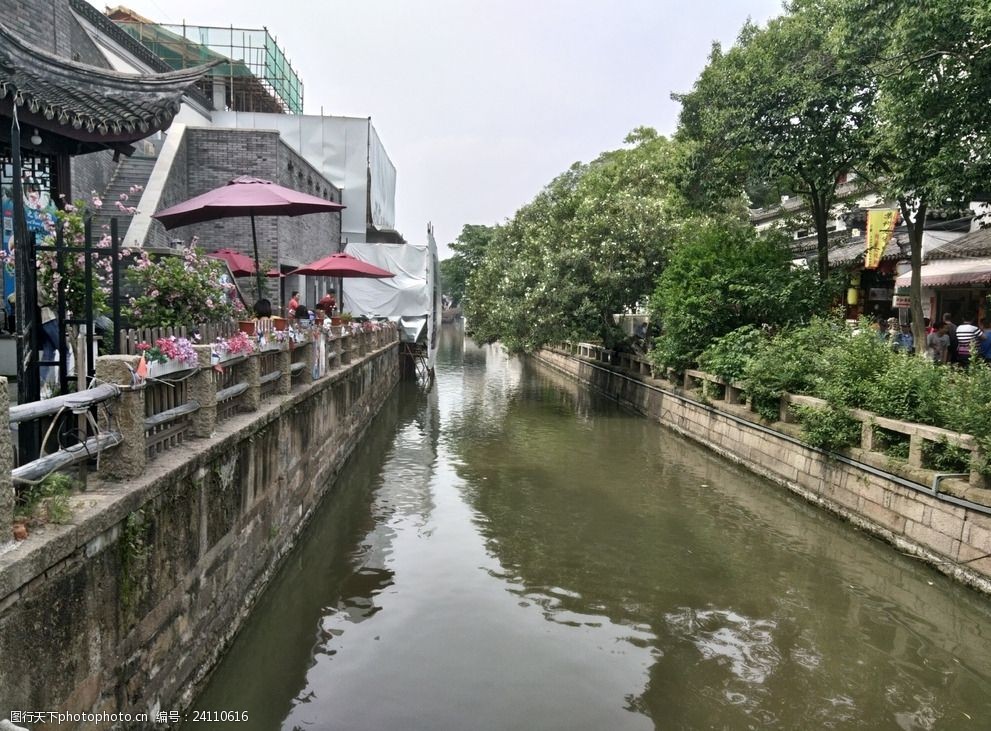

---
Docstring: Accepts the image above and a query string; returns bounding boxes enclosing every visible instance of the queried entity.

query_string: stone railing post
[908,434,924,468]
[0,376,13,542]
[95,355,145,480]
[970,446,987,489]
[861,420,875,452]
[243,350,261,410]
[190,345,216,438]
[278,345,292,395]
[778,395,793,423]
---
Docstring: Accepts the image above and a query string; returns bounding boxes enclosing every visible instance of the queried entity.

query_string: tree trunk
[808,189,831,282]
[898,198,928,355]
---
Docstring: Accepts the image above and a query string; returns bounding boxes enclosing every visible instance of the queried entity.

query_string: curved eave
[0,21,216,147]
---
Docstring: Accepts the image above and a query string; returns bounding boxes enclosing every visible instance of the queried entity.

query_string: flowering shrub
[136,336,198,366]
[0,190,144,320]
[212,331,255,359]
[125,243,245,328]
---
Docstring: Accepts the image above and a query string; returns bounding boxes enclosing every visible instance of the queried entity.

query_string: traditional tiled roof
[827,231,909,266]
[926,227,991,260]
[0,21,214,144]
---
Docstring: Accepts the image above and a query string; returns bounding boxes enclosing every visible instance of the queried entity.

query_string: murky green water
[188,324,991,730]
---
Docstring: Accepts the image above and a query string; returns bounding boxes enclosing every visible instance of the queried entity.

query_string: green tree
[465,130,687,350]
[830,0,991,352]
[441,224,497,306]
[649,217,827,372]
[675,3,874,279]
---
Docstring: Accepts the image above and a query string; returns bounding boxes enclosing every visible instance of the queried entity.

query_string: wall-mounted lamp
[29,130,42,146]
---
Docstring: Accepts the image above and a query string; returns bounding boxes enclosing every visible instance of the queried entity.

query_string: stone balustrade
[564,341,989,492]
[2,323,400,540]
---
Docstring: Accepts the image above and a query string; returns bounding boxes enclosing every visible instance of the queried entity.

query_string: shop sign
[892,294,911,308]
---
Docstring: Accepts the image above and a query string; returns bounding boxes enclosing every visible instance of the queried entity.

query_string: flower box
[238,320,256,336]
[272,317,288,331]
[147,358,197,379]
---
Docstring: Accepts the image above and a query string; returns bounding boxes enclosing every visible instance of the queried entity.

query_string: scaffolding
[113,20,304,114]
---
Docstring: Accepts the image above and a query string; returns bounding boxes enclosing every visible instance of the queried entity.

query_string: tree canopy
[649,217,829,372]
[828,0,991,349]
[675,3,874,278]
[465,129,687,351]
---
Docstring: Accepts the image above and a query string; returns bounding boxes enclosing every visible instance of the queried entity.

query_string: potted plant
[338,311,353,324]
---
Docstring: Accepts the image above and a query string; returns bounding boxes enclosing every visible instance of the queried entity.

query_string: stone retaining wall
[534,348,991,596]
[0,342,399,727]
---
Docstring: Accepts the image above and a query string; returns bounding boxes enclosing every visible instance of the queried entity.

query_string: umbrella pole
[251,214,264,302]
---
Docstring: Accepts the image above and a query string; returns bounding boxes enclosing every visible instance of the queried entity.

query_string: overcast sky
[119,0,783,256]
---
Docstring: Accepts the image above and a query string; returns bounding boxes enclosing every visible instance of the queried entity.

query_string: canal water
[189,325,991,730]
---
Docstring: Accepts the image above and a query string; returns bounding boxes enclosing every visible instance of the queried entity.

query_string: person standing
[979,319,991,363]
[287,290,300,320]
[926,322,950,362]
[955,315,981,367]
[893,323,914,353]
[943,314,958,364]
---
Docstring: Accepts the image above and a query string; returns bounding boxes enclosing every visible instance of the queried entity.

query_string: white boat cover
[343,231,441,369]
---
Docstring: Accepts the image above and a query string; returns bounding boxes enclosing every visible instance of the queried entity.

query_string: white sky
[117,0,783,256]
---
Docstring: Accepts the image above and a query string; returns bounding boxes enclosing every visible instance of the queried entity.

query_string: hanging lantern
[850,271,862,287]
[846,287,859,305]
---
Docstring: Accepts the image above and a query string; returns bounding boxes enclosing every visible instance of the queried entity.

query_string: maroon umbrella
[208,248,257,277]
[152,176,345,296]
[265,268,285,278]
[288,252,394,278]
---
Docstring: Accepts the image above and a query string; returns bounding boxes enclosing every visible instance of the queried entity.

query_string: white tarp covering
[211,112,397,244]
[344,232,441,370]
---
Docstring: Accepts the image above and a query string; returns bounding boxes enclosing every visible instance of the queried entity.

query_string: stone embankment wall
[0,342,399,727]
[534,347,991,595]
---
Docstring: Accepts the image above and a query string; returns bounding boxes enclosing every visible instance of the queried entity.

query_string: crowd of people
[877,314,991,366]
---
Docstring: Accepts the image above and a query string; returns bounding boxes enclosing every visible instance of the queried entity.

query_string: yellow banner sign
[864,209,899,270]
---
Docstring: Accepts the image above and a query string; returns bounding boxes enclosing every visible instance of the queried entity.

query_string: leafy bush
[811,326,895,406]
[698,325,766,383]
[858,352,945,425]
[938,362,991,439]
[742,317,848,420]
[922,438,971,473]
[650,217,827,373]
[125,246,246,328]
[794,404,860,451]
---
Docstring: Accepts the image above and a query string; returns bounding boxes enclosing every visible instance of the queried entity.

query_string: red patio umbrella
[288,252,394,278]
[208,248,257,277]
[289,253,394,315]
[152,176,345,297]
[265,268,285,278]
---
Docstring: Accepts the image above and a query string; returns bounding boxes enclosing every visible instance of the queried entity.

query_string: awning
[894,259,991,288]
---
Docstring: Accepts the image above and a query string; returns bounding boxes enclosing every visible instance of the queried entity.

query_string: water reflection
[441,327,991,730]
[190,324,991,731]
